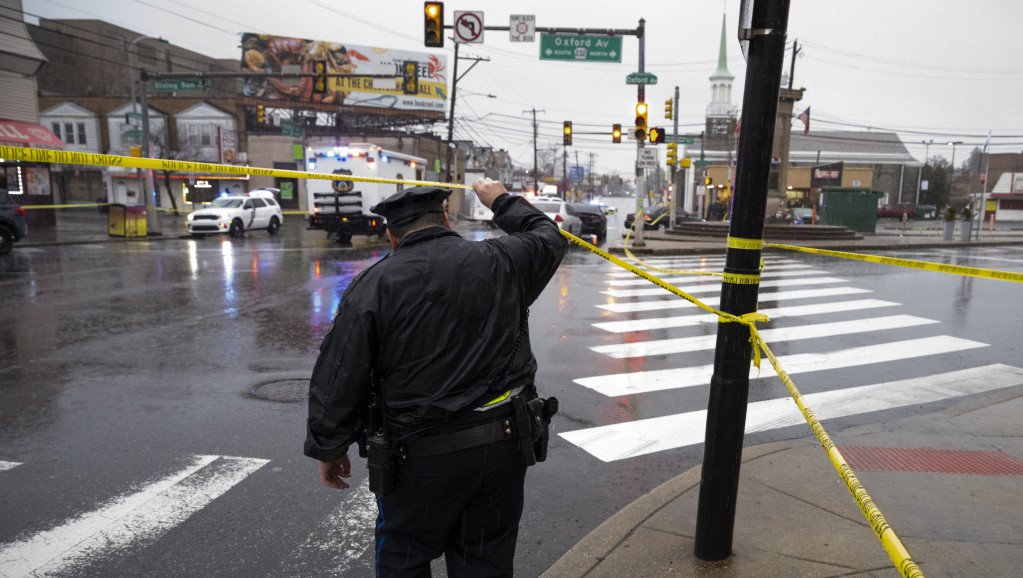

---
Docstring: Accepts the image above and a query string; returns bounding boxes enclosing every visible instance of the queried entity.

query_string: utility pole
[788,38,800,89]
[695,0,791,562]
[445,41,489,183]
[524,108,543,194]
[633,18,647,247]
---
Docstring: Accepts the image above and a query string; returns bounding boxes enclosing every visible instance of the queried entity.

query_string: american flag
[798,107,810,135]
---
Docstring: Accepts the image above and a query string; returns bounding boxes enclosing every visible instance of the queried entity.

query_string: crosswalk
[558,255,1023,462]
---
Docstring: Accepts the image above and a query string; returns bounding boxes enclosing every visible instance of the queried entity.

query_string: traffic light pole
[694,0,791,562]
[633,18,647,248]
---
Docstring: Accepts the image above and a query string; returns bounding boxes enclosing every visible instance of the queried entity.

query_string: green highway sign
[625,72,657,85]
[280,121,302,138]
[150,79,211,92]
[540,34,622,63]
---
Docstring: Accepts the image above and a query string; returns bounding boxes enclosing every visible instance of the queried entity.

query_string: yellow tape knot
[719,311,770,373]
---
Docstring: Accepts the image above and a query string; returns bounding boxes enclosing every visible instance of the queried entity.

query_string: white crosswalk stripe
[0,455,268,578]
[591,314,938,359]
[557,254,1019,463]
[560,364,1023,462]
[0,461,22,472]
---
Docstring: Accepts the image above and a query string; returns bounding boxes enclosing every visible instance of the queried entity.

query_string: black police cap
[370,186,451,227]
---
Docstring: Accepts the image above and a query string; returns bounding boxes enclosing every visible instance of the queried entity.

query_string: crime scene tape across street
[564,229,923,578]
[0,146,473,191]
[765,241,1023,284]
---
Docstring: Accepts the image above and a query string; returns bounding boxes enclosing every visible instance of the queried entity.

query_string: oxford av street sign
[540,34,622,63]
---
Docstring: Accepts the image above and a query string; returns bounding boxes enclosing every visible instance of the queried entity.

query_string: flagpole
[976,131,990,240]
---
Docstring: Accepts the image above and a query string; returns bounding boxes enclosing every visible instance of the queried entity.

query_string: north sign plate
[540,34,622,62]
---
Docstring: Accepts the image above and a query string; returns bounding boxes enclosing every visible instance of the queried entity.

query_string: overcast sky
[22,0,1023,178]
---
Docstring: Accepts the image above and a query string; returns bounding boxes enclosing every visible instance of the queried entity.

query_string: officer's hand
[473,177,507,209]
[319,453,352,490]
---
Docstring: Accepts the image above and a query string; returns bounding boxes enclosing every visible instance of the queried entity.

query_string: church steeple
[707,12,735,119]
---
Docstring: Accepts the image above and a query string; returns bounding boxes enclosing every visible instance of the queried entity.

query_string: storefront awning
[0,118,66,149]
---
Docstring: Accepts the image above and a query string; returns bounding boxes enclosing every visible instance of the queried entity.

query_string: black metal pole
[694,0,791,561]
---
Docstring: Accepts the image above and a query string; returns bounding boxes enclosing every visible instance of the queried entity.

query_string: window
[201,124,212,146]
[77,123,87,145]
[51,122,61,139]
[249,198,266,208]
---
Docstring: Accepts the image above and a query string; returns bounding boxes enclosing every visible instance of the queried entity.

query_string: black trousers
[374,437,528,578]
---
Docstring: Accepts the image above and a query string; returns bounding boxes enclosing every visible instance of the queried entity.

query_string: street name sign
[678,137,695,144]
[151,79,210,92]
[280,121,302,138]
[540,34,622,62]
[625,72,657,85]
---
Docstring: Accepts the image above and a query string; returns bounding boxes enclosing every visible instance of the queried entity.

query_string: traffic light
[312,60,327,94]
[704,176,713,186]
[648,127,665,144]
[424,2,444,47]
[563,121,572,146]
[664,98,673,120]
[401,60,419,95]
[666,142,677,167]
[634,102,647,141]
[612,124,621,143]
[256,104,265,124]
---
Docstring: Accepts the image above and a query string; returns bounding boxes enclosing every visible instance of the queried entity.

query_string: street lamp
[916,139,933,204]
[946,140,963,175]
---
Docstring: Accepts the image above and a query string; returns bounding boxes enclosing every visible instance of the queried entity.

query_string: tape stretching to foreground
[0,146,472,190]
[586,230,922,577]
[767,242,1023,284]
[758,338,924,578]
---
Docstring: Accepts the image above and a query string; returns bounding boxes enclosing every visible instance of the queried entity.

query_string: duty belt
[403,404,518,457]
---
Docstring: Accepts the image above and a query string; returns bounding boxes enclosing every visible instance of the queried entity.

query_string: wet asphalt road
[1,209,1022,577]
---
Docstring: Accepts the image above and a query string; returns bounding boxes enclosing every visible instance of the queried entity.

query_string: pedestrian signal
[704,177,713,186]
[666,142,677,167]
[664,98,673,120]
[424,2,444,47]
[312,60,327,94]
[612,124,621,143]
[634,102,647,141]
[563,121,572,146]
[648,127,665,144]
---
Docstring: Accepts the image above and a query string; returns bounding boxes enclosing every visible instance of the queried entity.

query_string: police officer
[305,178,567,577]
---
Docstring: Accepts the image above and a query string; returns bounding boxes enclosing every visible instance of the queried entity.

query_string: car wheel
[229,219,244,238]
[0,228,13,255]
[267,216,280,235]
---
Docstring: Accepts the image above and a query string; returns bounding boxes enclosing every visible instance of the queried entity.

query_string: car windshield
[534,202,561,213]
[210,197,244,208]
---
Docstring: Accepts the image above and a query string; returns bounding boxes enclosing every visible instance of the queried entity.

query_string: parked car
[877,202,916,219]
[624,206,701,231]
[0,191,29,255]
[571,203,607,240]
[532,200,582,236]
[186,189,283,238]
[595,203,617,215]
[791,207,815,224]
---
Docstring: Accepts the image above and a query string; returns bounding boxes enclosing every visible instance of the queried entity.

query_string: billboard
[241,34,447,113]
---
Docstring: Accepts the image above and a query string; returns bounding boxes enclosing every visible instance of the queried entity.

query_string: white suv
[187,189,283,237]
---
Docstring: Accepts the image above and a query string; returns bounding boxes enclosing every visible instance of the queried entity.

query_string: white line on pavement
[560,364,1023,462]
[601,277,848,298]
[596,287,872,313]
[0,461,22,472]
[574,335,987,397]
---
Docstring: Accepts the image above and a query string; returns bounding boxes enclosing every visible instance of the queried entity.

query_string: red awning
[0,118,66,149]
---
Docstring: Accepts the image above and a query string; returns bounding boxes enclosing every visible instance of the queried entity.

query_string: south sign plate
[540,34,622,63]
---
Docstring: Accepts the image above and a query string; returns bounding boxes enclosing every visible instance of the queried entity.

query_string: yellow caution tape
[726,235,764,250]
[721,272,761,285]
[757,338,924,578]
[0,146,471,190]
[766,242,1023,284]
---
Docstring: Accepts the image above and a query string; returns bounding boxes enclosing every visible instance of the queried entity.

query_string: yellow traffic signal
[634,102,647,141]
[704,176,713,186]
[256,104,265,124]
[312,60,327,94]
[612,123,621,143]
[664,98,673,120]
[648,127,665,144]
[401,60,419,95]
[679,157,691,168]
[563,121,573,146]
[666,142,677,167]
[424,2,444,47]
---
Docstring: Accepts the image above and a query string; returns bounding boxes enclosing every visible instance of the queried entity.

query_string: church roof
[683,130,921,167]
[711,13,733,80]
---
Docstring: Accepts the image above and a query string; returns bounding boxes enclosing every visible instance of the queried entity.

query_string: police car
[186,189,283,237]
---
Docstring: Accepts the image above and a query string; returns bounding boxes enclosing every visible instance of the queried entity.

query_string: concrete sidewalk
[542,392,1023,577]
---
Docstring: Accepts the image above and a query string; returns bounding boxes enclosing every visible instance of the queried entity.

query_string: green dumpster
[818,187,884,233]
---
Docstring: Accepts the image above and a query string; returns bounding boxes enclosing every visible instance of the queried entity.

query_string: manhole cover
[250,379,309,403]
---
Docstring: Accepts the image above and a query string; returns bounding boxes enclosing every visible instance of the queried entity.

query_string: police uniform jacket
[305,193,568,461]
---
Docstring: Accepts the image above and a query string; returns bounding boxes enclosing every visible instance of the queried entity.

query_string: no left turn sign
[454,11,484,43]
